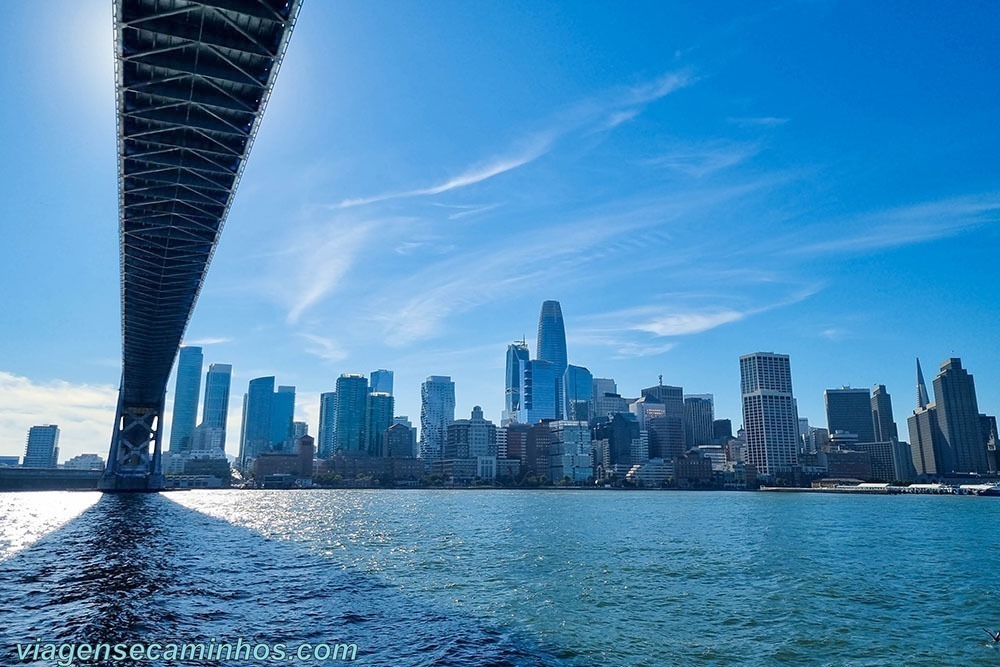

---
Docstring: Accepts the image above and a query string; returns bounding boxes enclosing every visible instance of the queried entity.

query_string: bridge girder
[102,0,301,492]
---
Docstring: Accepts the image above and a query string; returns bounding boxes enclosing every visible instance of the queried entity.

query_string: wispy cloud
[787,194,1000,256]
[633,310,746,336]
[433,202,502,220]
[643,140,760,178]
[369,181,783,348]
[393,239,457,256]
[281,218,376,324]
[574,286,822,358]
[604,109,641,129]
[727,116,789,127]
[184,336,232,346]
[298,333,347,363]
[335,69,696,210]
[627,70,696,106]
[569,330,678,359]
[819,327,849,342]
[0,371,117,462]
[336,136,553,209]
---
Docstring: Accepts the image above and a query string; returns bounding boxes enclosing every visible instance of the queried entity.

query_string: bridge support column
[100,390,164,492]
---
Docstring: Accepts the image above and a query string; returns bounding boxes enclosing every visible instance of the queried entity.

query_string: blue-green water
[3,490,1000,665]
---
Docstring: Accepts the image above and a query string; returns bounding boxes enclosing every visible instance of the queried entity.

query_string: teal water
[3,490,1000,665]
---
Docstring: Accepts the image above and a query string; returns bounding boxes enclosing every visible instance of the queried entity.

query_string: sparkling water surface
[2,489,1000,666]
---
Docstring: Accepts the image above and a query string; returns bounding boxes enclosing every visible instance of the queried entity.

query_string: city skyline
[2,2,1000,461]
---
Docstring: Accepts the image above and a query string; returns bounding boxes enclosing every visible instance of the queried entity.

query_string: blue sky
[1,1,998,461]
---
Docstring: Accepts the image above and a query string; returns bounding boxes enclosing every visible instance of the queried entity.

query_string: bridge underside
[102,0,300,491]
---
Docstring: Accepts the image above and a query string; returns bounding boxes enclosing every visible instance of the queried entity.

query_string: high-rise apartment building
[239,376,275,467]
[23,425,59,467]
[824,387,876,443]
[334,374,369,453]
[420,376,455,463]
[740,352,800,477]
[185,362,231,455]
[536,300,568,419]
[270,385,296,450]
[169,346,203,453]
[200,362,231,431]
[365,391,394,456]
[503,340,530,424]
[317,391,337,458]
[370,369,393,396]
[871,384,898,443]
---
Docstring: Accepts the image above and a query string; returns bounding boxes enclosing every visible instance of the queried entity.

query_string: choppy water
[2,490,1000,666]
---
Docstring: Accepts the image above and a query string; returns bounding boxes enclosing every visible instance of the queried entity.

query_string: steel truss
[102,0,301,491]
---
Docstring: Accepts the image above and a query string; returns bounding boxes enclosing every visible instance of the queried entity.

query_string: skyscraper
[240,376,274,467]
[642,383,684,453]
[365,391,394,456]
[871,384,898,443]
[563,364,593,422]
[168,346,203,453]
[740,352,799,477]
[518,359,557,424]
[317,391,337,458]
[684,394,715,447]
[908,358,941,475]
[630,395,668,459]
[536,300,568,419]
[932,358,988,474]
[590,378,629,423]
[916,357,931,409]
[420,376,455,464]
[592,412,647,475]
[824,387,876,443]
[200,363,232,433]
[270,385,296,450]
[370,369,394,396]
[909,358,989,476]
[334,374,369,453]
[23,425,59,467]
[713,419,733,442]
[503,340,530,424]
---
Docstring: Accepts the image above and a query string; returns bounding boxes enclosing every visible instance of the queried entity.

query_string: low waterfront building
[673,450,714,487]
[325,451,423,483]
[63,454,106,471]
[825,450,872,481]
[496,458,522,481]
[625,458,672,487]
[253,435,314,482]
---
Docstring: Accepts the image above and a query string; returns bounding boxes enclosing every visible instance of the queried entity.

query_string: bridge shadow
[0,493,572,666]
